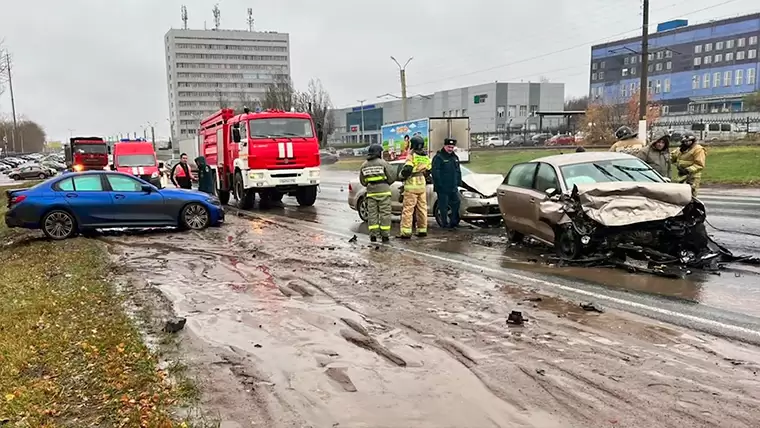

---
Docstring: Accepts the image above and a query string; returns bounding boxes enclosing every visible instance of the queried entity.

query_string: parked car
[4,171,225,240]
[320,150,339,165]
[531,133,553,145]
[545,134,576,146]
[6,165,54,180]
[485,136,510,148]
[348,160,503,227]
[496,151,671,247]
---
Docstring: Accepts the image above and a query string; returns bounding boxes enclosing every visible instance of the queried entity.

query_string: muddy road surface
[104,212,760,427]
[250,170,760,337]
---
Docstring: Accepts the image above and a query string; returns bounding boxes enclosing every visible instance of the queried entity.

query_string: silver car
[347,160,503,227]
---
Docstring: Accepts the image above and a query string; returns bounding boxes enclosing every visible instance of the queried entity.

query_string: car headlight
[151,171,159,179]
[309,169,320,177]
[459,190,481,199]
[248,172,264,180]
[73,164,84,172]
[205,196,221,206]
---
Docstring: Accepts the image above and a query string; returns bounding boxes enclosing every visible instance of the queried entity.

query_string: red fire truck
[64,136,109,172]
[199,108,322,209]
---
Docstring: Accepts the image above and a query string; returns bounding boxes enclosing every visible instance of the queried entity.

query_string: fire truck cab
[64,137,109,172]
[200,108,322,209]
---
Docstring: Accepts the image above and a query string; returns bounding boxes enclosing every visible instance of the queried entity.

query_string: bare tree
[262,75,295,111]
[216,89,230,109]
[234,90,261,111]
[0,117,46,153]
[564,96,589,111]
[293,79,335,147]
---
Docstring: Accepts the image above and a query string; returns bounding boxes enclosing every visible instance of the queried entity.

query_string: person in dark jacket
[195,156,214,194]
[170,153,192,189]
[431,138,462,229]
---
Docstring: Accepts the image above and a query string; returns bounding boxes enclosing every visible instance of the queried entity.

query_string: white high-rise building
[164,28,290,140]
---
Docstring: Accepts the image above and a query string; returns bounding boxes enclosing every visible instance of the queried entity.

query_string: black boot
[398,235,411,240]
[382,236,390,243]
[416,232,428,238]
[370,236,377,243]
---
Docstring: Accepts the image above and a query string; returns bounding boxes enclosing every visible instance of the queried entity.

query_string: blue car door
[57,175,114,227]
[105,174,170,225]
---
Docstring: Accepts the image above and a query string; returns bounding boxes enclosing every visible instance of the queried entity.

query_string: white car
[485,136,510,148]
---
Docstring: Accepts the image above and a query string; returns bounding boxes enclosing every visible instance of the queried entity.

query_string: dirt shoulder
[105,214,760,428]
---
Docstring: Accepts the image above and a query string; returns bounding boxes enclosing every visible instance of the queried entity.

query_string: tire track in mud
[103,216,760,428]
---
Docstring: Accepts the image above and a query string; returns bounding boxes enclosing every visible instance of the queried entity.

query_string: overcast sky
[0,0,756,142]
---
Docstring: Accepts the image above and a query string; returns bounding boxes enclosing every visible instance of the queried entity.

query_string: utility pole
[6,53,18,153]
[357,99,366,145]
[638,0,650,142]
[390,56,413,121]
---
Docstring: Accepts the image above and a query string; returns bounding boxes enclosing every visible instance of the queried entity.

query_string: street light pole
[638,0,650,141]
[357,99,366,145]
[390,56,413,121]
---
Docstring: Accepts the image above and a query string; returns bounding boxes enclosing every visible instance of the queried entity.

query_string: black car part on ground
[549,186,756,278]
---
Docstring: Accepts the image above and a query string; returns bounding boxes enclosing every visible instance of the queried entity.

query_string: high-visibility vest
[403,153,431,192]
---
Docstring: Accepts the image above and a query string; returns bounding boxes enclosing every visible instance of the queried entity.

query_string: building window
[703,73,710,88]
[705,43,713,52]
[631,56,637,64]
[630,82,636,94]
[736,69,744,86]
[648,53,654,61]
[624,57,630,65]
[666,61,672,70]
[664,78,670,93]
[727,39,735,49]
[648,64,654,72]
[724,71,732,87]
[695,44,702,54]
[507,105,516,117]
[592,62,598,70]
[738,38,746,47]
[692,75,699,89]
[750,36,758,45]
[737,51,746,60]
[519,105,528,116]
[748,68,756,85]
[631,67,637,75]
[694,57,702,66]
[749,49,758,59]
[726,52,734,61]
[714,54,722,63]
[622,68,629,76]
[662,105,670,115]
[648,80,654,94]
[592,72,598,80]
[704,56,712,65]
[655,63,663,71]
[716,41,724,50]
[665,50,673,58]
[656,51,664,60]
[462,108,467,116]
[599,71,605,79]
[713,72,721,88]
[530,105,538,114]
[654,80,661,94]
[600,61,606,68]
[621,85,628,98]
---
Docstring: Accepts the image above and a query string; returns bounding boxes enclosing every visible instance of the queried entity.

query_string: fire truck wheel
[295,185,318,207]
[234,171,255,210]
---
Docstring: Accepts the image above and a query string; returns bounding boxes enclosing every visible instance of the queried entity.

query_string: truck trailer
[199,108,322,209]
[381,117,471,162]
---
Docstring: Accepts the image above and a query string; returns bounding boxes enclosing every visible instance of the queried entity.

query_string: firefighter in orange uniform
[398,135,431,239]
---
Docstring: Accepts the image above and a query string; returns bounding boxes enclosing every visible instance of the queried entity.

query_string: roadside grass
[0,183,209,427]
[326,146,760,185]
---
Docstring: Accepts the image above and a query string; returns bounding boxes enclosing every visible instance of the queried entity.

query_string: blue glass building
[590,13,760,115]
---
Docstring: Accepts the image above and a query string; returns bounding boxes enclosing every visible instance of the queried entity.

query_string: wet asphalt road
[235,169,760,343]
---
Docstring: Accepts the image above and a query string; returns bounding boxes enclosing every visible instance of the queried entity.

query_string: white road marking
[259,213,760,340]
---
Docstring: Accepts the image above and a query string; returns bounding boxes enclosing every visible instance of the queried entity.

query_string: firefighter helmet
[410,135,425,151]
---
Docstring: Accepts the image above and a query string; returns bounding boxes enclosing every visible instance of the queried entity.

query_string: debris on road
[348,234,358,243]
[580,302,605,313]
[163,316,187,333]
[507,310,525,325]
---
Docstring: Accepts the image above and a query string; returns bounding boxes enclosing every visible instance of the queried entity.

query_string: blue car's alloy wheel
[43,210,76,240]
[182,203,210,230]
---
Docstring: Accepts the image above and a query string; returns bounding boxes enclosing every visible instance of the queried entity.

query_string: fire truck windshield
[249,118,314,138]
[75,144,108,154]
[117,154,155,167]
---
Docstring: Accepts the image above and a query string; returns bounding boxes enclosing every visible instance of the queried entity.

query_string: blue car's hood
[159,188,203,198]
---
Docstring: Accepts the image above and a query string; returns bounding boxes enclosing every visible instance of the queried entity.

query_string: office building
[164,28,290,139]
[333,81,565,144]
[590,14,760,115]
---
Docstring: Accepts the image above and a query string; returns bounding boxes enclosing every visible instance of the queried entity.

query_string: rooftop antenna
[212,4,221,30]
[247,8,254,31]
[181,5,188,29]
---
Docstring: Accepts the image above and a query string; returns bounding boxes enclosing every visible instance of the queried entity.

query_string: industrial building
[332,81,565,145]
[589,13,760,116]
[164,26,290,140]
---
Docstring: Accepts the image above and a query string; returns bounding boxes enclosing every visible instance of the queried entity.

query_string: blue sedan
[4,171,224,240]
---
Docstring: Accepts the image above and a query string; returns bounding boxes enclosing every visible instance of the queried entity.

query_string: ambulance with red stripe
[199,107,322,209]
[111,139,162,188]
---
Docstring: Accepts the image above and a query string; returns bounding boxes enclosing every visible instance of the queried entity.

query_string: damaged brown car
[497,152,750,277]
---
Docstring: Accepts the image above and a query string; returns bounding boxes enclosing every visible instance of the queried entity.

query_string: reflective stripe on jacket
[402,153,431,192]
[359,158,395,198]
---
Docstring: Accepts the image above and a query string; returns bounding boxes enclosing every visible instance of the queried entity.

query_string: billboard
[381,118,429,153]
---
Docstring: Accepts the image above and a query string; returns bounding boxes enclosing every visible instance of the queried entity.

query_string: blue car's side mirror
[141,184,153,193]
